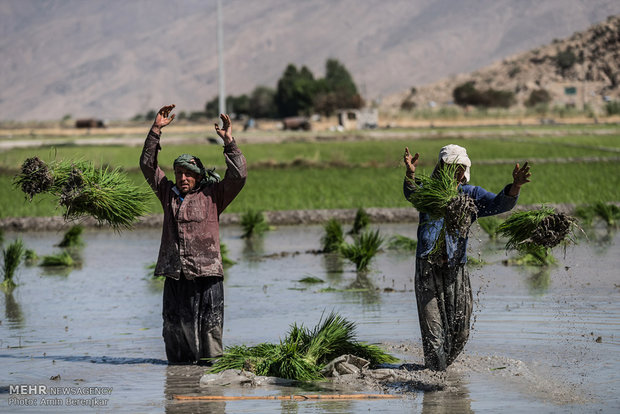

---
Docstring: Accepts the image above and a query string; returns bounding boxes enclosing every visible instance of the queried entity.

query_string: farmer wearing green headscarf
[140,105,247,364]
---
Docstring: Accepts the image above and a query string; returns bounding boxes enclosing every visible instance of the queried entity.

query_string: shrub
[605,101,620,116]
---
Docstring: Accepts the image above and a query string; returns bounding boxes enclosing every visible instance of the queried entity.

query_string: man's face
[174,166,200,194]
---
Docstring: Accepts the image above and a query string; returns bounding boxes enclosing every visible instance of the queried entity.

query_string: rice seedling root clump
[445,193,478,237]
[16,157,54,200]
[530,212,575,248]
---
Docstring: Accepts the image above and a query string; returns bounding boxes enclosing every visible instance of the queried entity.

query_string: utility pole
[217,0,226,119]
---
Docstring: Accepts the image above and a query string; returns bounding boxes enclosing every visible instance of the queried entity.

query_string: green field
[1,126,619,219]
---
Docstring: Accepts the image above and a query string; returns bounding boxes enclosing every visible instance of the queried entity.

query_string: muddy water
[0,223,618,413]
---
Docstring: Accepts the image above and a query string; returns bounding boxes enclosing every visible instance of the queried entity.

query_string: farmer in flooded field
[140,105,247,364]
[403,144,531,370]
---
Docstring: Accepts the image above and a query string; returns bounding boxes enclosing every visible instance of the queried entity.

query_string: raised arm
[140,105,176,199]
[213,114,247,214]
[403,146,420,200]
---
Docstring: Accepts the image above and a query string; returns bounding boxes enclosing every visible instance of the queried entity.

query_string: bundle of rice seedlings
[14,157,152,229]
[209,312,397,381]
[498,206,577,251]
[386,234,417,252]
[339,230,383,272]
[321,219,344,253]
[477,216,503,240]
[408,163,478,240]
[348,208,370,235]
[2,239,24,290]
[58,225,84,248]
[40,251,75,267]
[240,210,270,238]
[220,242,235,267]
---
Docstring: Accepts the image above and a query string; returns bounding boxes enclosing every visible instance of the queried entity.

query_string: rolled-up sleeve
[468,184,518,217]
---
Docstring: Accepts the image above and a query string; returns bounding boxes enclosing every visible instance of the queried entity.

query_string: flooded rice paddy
[0,222,618,413]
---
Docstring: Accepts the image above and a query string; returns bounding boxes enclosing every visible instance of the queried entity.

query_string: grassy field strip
[2,162,618,218]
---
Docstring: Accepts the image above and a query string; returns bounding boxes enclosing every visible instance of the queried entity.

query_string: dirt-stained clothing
[140,129,246,363]
[140,130,247,280]
[404,179,518,370]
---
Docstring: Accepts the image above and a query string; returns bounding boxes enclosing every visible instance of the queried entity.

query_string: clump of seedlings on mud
[220,242,235,267]
[40,251,76,268]
[574,202,620,228]
[2,239,24,290]
[407,163,478,255]
[348,208,370,235]
[58,225,84,248]
[498,206,579,266]
[240,210,270,238]
[386,234,417,252]
[477,216,504,240]
[321,219,345,253]
[339,230,383,272]
[209,312,397,381]
[14,157,152,229]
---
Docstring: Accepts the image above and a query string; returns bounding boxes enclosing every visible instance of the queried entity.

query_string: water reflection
[4,291,24,329]
[526,268,551,295]
[344,272,381,306]
[322,253,343,281]
[164,365,226,414]
[421,384,473,414]
[243,237,265,259]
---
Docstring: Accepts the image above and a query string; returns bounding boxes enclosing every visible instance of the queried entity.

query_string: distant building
[337,108,378,130]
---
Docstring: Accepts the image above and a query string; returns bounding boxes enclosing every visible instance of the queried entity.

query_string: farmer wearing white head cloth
[403,144,531,370]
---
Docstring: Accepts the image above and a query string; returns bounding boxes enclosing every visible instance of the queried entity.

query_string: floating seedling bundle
[209,312,397,381]
[14,157,151,229]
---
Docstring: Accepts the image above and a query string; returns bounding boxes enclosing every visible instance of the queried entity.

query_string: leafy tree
[249,86,278,118]
[275,64,317,117]
[453,82,481,107]
[556,48,577,74]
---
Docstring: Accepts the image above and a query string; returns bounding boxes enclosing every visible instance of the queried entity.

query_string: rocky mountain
[1,0,620,121]
[383,14,620,113]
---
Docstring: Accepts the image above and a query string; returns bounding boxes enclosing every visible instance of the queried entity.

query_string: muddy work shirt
[404,180,518,266]
[140,130,247,279]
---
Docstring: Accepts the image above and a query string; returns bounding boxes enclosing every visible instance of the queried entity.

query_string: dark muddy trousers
[415,258,473,371]
[162,274,224,364]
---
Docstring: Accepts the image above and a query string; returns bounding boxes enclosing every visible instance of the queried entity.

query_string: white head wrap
[438,144,471,183]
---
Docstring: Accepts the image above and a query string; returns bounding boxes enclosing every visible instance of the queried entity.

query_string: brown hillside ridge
[383,15,620,114]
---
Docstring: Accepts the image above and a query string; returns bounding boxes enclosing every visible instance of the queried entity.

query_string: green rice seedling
[298,276,324,284]
[498,206,578,251]
[58,225,84,248]
[14,157,152,229]
[505,243,556,267]
[24,249,39,265]
[240,210,270,238]
[590,202,619,228]
[477,216,503,240]
[348,208,370,235]
[339,230,383,272]
[40,251,75,267]
[220,242,235,267]
[2,239,24,290]
[407,163,460,219]
[386,234,417,252]
[321,219,344,252]
[209,311,396,381]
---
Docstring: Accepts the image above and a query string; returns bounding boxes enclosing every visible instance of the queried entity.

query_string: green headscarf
[173,154,220,187]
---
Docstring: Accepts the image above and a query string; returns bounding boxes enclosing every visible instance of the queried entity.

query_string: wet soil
[0,224,618,413]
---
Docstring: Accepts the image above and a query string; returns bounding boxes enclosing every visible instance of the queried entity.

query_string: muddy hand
[512,161,531,187]
[215,113,233,144]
